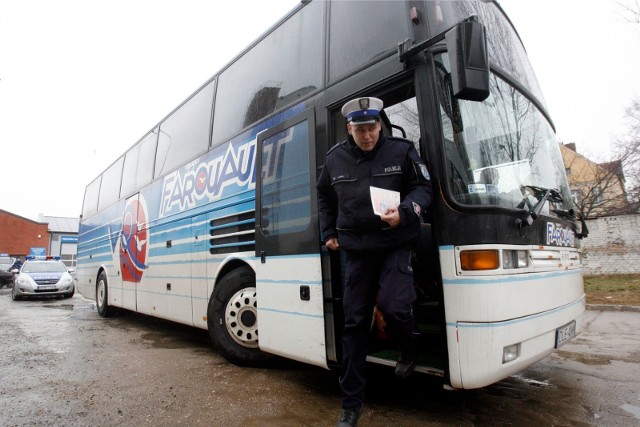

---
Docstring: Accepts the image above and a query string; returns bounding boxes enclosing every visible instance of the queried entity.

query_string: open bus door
[254,108,328,368]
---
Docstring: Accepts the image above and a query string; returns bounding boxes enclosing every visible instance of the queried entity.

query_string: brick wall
[582,214,640,275]
[0,210,50,257]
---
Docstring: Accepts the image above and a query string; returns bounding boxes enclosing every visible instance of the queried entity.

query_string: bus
[77,0,586,390]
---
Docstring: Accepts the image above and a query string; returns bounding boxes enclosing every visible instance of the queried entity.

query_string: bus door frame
[253,107,328,368]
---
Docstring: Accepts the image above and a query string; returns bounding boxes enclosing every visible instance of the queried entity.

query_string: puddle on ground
[621,403,640,420]
[42,303,74,311]
[555,350,611,365]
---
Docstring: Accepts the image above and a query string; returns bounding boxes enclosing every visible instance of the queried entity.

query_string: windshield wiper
[515,185,563,228]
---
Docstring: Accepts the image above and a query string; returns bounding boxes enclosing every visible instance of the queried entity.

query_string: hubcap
[225,287,259,348]
[97,279,105,308]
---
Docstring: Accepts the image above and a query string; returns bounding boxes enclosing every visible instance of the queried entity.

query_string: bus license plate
[555,321,576,348]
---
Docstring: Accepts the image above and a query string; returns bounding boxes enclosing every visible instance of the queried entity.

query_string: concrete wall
[582,214,640,275]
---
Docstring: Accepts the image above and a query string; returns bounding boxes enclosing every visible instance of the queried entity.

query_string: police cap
[341,97,384,125]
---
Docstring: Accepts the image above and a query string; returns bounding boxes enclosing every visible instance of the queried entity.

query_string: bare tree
[562,96,640,218]
[616,97,640,212]
[563,145,630,218]
[619,0,640,23]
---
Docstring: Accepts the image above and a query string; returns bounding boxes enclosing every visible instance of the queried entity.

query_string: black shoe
[394,351,416,379]
[337,406,362,427]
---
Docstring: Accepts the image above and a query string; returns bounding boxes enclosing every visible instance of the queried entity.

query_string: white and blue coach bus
[77,0,585,389]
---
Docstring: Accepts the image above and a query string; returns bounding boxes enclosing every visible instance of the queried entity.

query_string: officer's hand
[325,237,340,251]
[381,208,401,228]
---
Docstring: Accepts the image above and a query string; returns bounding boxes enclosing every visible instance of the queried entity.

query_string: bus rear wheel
[207,266,270,366]
[96,271,115,317]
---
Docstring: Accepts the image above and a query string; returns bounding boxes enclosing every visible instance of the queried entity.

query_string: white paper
[370,186,400,215]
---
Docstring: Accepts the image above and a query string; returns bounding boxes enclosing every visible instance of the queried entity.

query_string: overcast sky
[1,0,639,221]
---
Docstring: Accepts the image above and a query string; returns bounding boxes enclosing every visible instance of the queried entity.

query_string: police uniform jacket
[316,134,432,252]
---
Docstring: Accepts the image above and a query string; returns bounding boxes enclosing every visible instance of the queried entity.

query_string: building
[37,214,80,269]
[560,143,630,218]
[0,209,79,269]
[0,209,50,259]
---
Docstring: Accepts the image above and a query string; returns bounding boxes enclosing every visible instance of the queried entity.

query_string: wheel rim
[97,278,106,309]
[224,287,259,348]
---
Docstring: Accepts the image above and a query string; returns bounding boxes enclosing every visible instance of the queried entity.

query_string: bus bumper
[447,295,585,389]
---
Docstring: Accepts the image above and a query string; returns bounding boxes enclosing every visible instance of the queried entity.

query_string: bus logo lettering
[160,140,257,217]
[546,222,575,247]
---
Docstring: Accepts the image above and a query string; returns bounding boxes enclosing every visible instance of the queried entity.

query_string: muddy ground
[1,290,639,426]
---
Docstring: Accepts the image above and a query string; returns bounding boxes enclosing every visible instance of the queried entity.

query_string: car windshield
[0,262,13,271]
[23,261,67,274]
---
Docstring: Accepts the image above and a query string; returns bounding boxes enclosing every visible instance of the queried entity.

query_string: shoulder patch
[419,164,430,180]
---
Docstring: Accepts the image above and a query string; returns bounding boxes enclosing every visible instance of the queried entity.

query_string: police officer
[316,97,432,427]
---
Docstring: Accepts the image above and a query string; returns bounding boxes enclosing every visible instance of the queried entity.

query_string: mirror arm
[398,15,479,63]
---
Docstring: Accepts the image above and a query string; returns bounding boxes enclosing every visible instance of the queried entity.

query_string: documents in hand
[370,186,400,215]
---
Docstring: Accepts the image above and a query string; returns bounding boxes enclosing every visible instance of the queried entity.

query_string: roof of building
[37,215,79,234]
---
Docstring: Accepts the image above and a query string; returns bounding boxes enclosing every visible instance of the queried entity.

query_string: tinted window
[82,176,101,218]
[98,157,124,210]
[155,80,215,177]
[426,1,547,110]
[212,0,322,145]
[260,119,311,235]
[329,1,410,81]
[121,142,140,197]
[137,130,157,185]
[121,131,158,197]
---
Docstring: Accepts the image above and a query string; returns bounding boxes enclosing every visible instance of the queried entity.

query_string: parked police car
[11,256,75,300]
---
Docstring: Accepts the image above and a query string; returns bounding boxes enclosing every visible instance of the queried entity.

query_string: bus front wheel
[96,271,115,317]
[207,266,270,366]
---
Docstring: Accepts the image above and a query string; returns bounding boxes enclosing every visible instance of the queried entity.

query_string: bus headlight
[503,250,529,269]
[503,343,520,363]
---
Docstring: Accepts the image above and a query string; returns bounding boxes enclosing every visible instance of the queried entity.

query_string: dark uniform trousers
[340,246,417,409]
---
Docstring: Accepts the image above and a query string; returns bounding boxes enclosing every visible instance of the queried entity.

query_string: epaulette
[326,139,348,155]
[385,135,414,146]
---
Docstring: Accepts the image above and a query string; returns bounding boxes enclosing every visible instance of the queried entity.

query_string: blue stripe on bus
[129,288,209,301]
[445,296,584,328]
[256,279,322,286]
[443,269,582,286]
[87,254,114,263]
[258,307,323,319]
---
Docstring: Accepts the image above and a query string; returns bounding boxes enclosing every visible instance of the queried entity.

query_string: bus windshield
[436,53,573,215]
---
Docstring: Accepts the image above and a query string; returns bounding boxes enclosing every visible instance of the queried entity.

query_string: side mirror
[445,19,490,102]
[11,268,19,275]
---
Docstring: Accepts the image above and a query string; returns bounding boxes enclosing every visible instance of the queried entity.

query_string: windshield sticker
[547,222,575,247]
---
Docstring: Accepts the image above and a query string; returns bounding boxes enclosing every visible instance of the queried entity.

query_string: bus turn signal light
[460,250,499,271]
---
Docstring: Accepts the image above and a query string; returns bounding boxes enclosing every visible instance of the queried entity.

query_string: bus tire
[96,271,115,317]
[207,266,270,366]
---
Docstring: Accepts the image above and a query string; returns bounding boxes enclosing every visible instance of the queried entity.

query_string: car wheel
[207,266,270,366]
[63,288,75,299]
[11,285,21,301]
[96,271,115,317]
